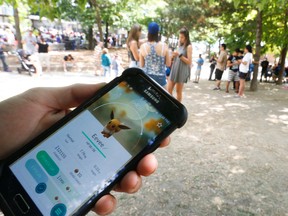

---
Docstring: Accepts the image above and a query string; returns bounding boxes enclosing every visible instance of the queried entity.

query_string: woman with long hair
[139,22,171,88]
[126,24,142,67]
[167,27,192,102]
[237,45,253,98]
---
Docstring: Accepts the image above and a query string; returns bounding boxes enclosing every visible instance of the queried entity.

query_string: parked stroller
[16,49,36,76]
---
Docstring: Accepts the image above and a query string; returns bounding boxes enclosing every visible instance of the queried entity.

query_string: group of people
[126,22,192,102]
[208,44,253,98]
[0,29,51,75]
[260,58,287,83]
[97,47,121,77]
[125,22,255,100]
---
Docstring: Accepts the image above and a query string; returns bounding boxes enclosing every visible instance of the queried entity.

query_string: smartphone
[0,68,187,216]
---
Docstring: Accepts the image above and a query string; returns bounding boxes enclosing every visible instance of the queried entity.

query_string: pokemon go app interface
[10,81,170,216]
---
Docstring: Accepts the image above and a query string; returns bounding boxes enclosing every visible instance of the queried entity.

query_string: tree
[0,0,25,49]
[13,6,22,49]
[214,0,288,89]
[250,8,262,91]
[263,1,288,85]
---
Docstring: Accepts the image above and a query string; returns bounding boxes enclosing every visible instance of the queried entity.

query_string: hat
[148,22,159,35]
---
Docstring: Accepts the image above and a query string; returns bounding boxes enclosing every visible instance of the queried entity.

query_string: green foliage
[2,0,288,57]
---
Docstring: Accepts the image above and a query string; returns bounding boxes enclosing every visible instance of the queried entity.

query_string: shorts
[228,70,240,82]
[195,69,201,76]
[215,69,224,80]
[239,72,248,80]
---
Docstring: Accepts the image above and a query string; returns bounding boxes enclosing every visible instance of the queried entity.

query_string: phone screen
[9,81,171,216]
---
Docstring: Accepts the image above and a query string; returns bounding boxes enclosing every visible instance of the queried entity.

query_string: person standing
[101,48,111,77]
[167,27,192,102]
[139,22,171,88]
[37,36,50,72]
[0,40,11,72]
[94,42,103,76]
[193,54,204,83]
[22,30,37,55]
[126,24,142,68]
[208,53,217,81]
[225,49,240,93]
[213,44,227,90]
[260,57,269,82]
[237,45,253,97]
[111,53,121,77]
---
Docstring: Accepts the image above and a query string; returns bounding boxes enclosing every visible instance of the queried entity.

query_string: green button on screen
[36,151,59,176]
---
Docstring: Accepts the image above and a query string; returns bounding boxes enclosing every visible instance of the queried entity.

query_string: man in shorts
[226,49,240,93]
[213,44,228,90]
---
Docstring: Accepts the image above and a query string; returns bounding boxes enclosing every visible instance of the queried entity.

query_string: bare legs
[238,79,245,96]
[215,79,221,88]
[226,81,239,93]
[167,80,184,102]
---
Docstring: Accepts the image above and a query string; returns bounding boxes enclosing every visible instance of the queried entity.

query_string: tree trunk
[90,0,104,42]
[87,26,95,50]
[276,7,288,85]
[13,6,22,49]
[104,21,109,48]
[276,45,288,85]
[250,9,262,91]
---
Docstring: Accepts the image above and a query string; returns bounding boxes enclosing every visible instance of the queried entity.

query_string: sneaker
[193,81,198,83]
[4,69,11,72]
[213,87,220,90]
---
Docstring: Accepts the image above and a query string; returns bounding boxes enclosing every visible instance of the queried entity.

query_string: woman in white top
[238,45,253,97]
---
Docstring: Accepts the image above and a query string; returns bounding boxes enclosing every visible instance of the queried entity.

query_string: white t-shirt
[23,34,37,55]
[239,52,253,73]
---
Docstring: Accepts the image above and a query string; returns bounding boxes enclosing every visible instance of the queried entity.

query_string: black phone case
[0,68,188,216]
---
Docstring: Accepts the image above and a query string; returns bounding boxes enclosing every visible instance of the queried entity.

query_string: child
[111,54,121,77]
[101,48,111,77]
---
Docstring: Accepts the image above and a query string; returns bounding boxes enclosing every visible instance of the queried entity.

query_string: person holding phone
[167,27,192,102]
[126,24,142,68]
[0,83,171,215]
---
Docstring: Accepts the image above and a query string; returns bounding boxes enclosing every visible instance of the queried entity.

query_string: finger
[55,83,106,108]
[113,171,142,193]
[159,136,171,148]
[30,83,106,110]
[38,109,67,131]
[92,194,117,216]
[136,153,158,176]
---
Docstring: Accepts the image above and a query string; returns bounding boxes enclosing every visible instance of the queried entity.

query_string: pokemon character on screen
[101,110,131,138]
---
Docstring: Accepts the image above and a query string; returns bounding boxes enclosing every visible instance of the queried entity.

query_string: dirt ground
[1,49,288,215]
[90,80,288,216]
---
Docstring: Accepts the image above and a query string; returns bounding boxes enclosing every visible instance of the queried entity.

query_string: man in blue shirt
[193,54,204,83]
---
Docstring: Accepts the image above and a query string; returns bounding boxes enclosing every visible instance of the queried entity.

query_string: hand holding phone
[0,68,187,215]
